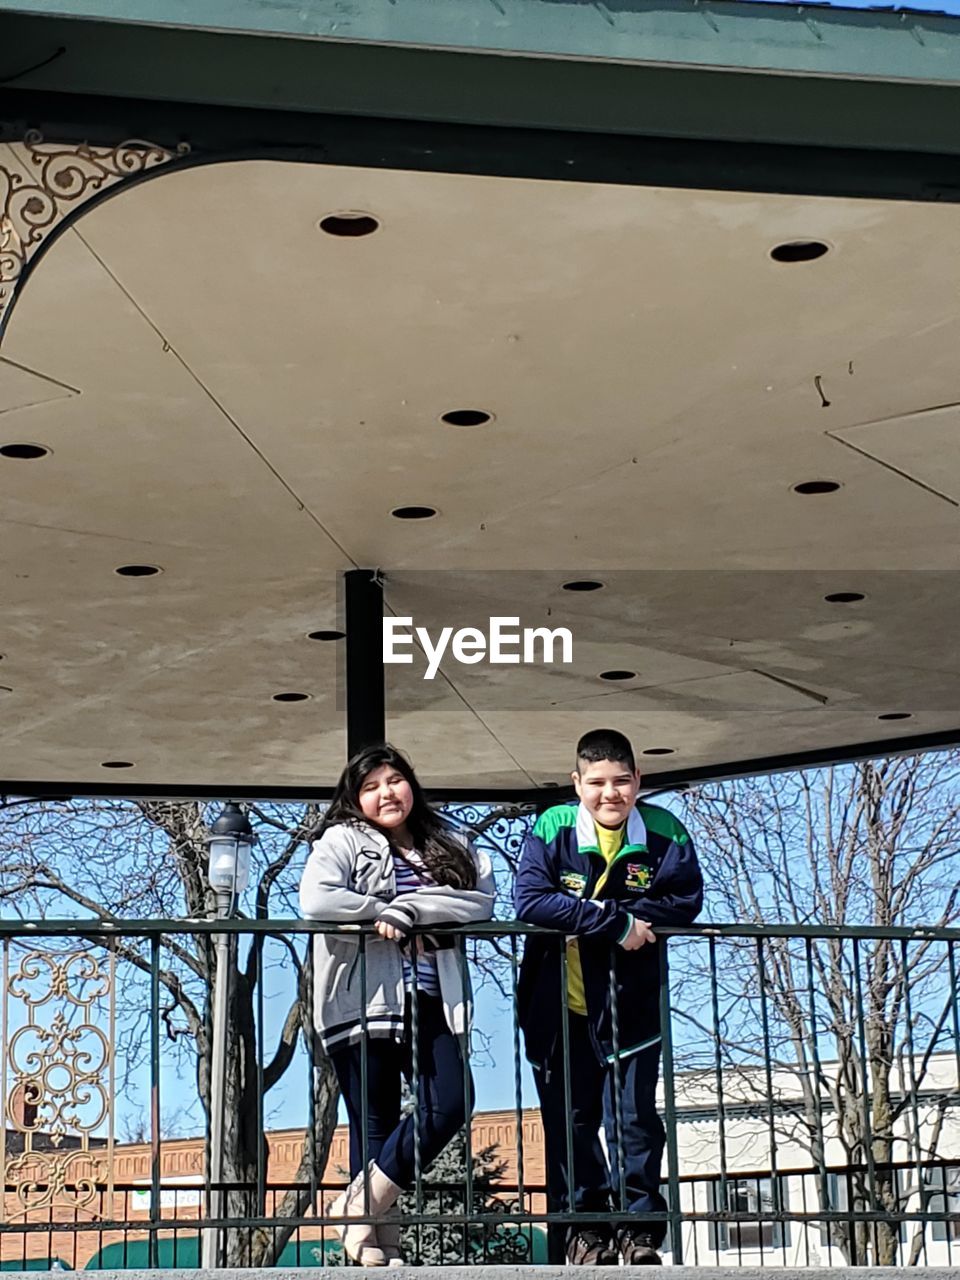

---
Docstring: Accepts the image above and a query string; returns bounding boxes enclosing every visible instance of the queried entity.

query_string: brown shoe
[565,1227,619,1265]
[617,1229,662,1265]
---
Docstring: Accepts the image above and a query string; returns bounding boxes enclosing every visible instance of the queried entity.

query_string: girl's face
[357,763,414,832]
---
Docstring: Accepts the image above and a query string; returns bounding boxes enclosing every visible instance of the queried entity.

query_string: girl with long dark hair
[299,743,495,1266]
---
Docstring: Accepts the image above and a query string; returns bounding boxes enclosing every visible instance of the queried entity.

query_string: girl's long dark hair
[321,743,477,890]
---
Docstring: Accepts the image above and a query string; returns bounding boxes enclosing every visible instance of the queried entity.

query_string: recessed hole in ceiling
[0,443,49,460]
[599,670,636,682]
[116,564,162,577]
[391,506,437,520]
[319,213,379,237]
[878,712,912,721]
[308,630,346,642]
[793,480,841,495]
[771,240,830,264]
[273,692,311,702]
[101,760,135,769]
[441,409,493,427]
[562,580,604,592]
[542,781,560,788]
[824,591,865,604]
[642,747,675,756]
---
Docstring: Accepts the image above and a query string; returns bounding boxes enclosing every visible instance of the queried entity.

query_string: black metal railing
[3,919,960,1268]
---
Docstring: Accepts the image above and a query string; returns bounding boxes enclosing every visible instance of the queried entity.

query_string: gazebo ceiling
[2,150,960,794]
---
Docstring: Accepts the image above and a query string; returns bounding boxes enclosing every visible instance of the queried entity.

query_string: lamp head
[205,802,254,894]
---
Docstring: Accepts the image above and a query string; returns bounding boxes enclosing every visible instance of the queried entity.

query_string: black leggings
[330,995,473,1188]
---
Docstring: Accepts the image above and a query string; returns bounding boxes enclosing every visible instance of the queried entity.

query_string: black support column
[344,569,386,758]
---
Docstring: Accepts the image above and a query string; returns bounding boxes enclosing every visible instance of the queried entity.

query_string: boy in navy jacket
[515,729,702,1266]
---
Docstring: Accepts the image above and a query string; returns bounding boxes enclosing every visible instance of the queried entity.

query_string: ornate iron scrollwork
[442,802,534,878]
[0,131,191,337]
[1,940,116,1223]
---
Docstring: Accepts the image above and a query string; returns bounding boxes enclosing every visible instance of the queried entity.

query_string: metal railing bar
[255,935,266,1228]
[410,947,423,1256]
[460,933,474,1261]
[851,935,880,1264]
[608,946,627,1216]
[756,936,780,1252]
[901,935,930,1267]
[5,919,960,941]
[359,931,369,1214]
[708,935,729,1222]
[509,933,526,1219]
[305,940,318,1227]
[149,935,161,1270]
[659,935,683,1263]
[5,1204,960,1235]
[558,939,575,1236]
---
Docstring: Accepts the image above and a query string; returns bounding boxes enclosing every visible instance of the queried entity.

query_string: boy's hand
[619,917,656,950]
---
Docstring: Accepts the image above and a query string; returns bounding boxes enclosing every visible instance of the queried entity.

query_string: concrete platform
[6,1270,960,1279]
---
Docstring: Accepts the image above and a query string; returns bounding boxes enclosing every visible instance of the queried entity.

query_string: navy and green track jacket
[514,801,703,1070]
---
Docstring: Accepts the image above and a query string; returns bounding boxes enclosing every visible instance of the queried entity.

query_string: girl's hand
[374,919,405,942]
[373,920,423,952]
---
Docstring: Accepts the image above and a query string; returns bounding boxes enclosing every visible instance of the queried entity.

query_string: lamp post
[202,802,254,1269]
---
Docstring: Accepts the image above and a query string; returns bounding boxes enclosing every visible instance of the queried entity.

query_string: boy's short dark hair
[575,728,636,773]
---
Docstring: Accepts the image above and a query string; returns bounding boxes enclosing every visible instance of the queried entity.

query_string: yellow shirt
[566,822,625,1015]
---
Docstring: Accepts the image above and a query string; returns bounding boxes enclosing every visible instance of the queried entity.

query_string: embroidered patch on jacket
[624,862,652,891]
[560,870,588,895]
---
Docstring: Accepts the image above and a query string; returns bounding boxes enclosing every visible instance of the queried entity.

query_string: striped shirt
[391,849,440,996]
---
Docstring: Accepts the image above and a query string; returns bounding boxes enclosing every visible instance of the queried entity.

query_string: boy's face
[572,756,642,829]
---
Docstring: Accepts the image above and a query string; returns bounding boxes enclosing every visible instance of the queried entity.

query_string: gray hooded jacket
[299,821,495,1051]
